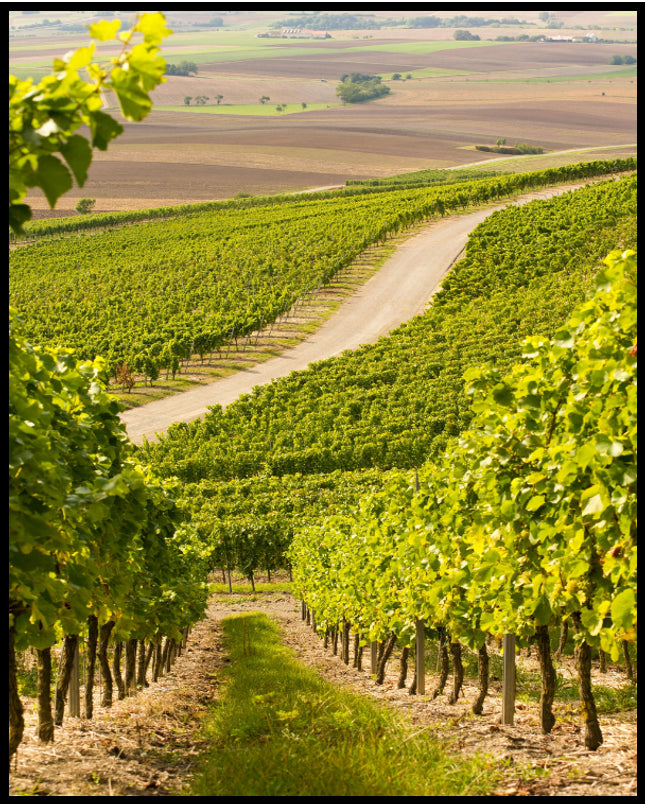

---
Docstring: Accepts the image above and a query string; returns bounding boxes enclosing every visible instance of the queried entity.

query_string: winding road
[120,183,591,444]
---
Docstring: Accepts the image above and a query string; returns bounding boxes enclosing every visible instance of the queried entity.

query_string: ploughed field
[14,32,636,215]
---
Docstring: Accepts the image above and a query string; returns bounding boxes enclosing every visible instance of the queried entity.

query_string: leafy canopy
[9,11,171,234]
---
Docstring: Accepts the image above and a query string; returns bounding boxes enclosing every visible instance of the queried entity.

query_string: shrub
[75,198,96,214]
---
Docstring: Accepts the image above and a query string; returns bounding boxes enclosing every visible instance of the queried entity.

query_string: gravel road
[120,183,590,444]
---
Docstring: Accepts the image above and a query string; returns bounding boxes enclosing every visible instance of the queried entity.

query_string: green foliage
[143,173,636,485]
[336,73,391,104]
[9,11,170,234]
[289,250,637,661]
[610,54,636,65]
[75,197,96,214]
[454,30,480,41]
[9,14,210,683]
[9,311,210,650]
[274,13,389,31]
[165,60,198,76]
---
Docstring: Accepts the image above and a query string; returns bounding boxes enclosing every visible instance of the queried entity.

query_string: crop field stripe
[341,40,507,55]
[155,103,339,116]
[473,67,638,83]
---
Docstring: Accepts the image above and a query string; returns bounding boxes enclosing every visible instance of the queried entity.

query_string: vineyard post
[501,633,516,725]
[371,641,378,675]
[415,618,425,695]
[68,642,81,718]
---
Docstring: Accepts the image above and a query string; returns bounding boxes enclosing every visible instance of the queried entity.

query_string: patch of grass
[209,581,293,596]
[456,145,637,174]
[187,613,507,798]
[474,67,637,83]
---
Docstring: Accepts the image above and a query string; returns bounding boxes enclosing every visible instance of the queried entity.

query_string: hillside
[9,11,637,799]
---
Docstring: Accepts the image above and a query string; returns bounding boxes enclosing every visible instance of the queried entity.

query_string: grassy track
[188,613,506,798]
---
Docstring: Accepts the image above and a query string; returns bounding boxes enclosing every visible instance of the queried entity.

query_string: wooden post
[415,618,425,695]
[371,641,378,675]
[301,600,306,620]
[502,633,516,725]
[68,642,80,718]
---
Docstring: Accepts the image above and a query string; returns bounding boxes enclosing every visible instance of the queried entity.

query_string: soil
[20,36,636,216]
[9,590,637,799]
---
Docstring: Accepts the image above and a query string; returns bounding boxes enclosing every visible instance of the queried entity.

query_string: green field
[475,67,638,83]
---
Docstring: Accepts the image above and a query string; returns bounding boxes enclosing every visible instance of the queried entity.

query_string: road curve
[121,183,587,444]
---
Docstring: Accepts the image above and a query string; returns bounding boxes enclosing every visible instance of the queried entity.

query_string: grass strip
[209,581,293,595]
[188,612,506,798]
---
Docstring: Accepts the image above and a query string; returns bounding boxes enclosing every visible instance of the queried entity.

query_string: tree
[75,197,96,214]
[216,94,224,105]
[336,73,391,104]
[9,11,171,235]
[259,95,270,104]
[454,29,480,41]
[184,96,193,106]
[165,60,197,76]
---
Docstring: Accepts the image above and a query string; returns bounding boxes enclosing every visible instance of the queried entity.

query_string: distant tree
[408,16,441,28]
[166,61,198,77]
[336,73,391,104]
[496,137,506,146]
[184,96,192,106]
[454,29,480,41]
[301,102,307,109]
[75,197,96,214]
[215,94,224,105]
[623,54,636,64]
[610,55,624,65]
[392,73,402,80]
[406,73,413,79]
[259,95,271,104]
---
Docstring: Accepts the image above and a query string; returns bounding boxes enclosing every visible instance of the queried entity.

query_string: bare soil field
[196,42,637,80]
[15,29,636,216]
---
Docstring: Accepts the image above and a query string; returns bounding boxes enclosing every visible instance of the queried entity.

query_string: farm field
[9,9,637,801]
[9,9,636,215]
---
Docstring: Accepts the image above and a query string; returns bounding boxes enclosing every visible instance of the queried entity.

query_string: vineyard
[144,174,636,482]
[10,160,637,792]
[288,248,636,751]
[9,159,635,389]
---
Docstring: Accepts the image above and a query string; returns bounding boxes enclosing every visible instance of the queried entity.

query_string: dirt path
[120,182,590,444]
[9,592,637,798]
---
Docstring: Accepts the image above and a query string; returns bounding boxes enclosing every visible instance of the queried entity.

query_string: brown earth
[19,38,636,216]
[9,590,637,799]
[195,42,637,80]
